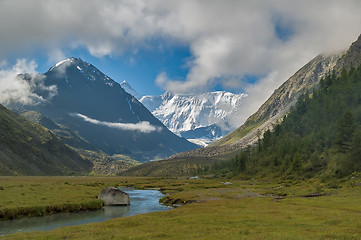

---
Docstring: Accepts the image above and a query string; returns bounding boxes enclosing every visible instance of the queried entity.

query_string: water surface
[0,188,170,236]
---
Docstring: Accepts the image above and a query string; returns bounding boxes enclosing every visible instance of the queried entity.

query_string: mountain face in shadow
[18,58,198,162]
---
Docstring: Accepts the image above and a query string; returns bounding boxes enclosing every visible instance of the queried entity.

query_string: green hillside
[213,66,361,178]
[0,104,92,175]
[21,110,95,150]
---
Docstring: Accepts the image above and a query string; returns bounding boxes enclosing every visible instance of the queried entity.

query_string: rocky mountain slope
[15,58,197,162]
[0,104,92,175]
[212,34,361,150]
[211,54,341,148]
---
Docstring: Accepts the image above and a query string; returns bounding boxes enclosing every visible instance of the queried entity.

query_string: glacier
[120,81,247,146]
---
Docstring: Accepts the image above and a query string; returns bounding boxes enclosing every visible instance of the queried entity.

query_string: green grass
[0,176,133,219]
[210,122,262,147]
[0,176,218,219]
[75,149,141,176]
[2,176,361,239]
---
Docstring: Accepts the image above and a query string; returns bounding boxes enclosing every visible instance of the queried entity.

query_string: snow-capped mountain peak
[48,57,117,88]
[19,58,198,161]
[148,91,248,134]
[118,81,248,147]
[54,58,72,68]
[139,95,162,112]
[140,88,248,146]
[120,80,141,100]
[49,58,75,71]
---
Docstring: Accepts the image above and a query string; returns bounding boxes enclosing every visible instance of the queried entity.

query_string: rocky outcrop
[335,34,361,71]
[98,187,130,206]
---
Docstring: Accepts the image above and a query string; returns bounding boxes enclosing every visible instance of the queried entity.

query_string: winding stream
[0,188,170,236]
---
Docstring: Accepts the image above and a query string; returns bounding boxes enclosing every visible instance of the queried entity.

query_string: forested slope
[214,66,361,177]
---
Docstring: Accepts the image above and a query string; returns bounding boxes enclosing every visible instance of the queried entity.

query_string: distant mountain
[120,80,142,100]
[139,91,247,146]
[179,124,226,146]
[16,58,197,162]
[119,81,247,146]
[138,95,163,112]
[0,104,92,175]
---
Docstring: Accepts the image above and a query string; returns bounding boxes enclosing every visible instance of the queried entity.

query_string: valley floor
[1,176,361,239]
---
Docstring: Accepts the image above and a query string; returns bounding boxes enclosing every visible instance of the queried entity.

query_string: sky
[1,0,361,126]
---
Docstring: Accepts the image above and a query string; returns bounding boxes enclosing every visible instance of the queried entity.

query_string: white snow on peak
[140,91,248,138]
[139,95,162,112]
[49,58,75,72]
[120,80,141,100]
[117,81,248,145]
[54,58,73,68]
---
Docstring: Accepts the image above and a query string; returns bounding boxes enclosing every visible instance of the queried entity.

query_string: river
[0,188,170,236]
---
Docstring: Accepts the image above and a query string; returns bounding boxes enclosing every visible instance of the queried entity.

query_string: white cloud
[71,113,162,133]
[0,59,57,106]
[47,49,67,66]
[1,0,361,124]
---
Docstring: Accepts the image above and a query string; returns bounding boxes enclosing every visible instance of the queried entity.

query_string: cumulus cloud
[0,59,57,106]
[1,0,361,124]
[71,113,162,133]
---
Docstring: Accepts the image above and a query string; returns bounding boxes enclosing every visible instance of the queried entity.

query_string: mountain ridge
[120,80,142,100]
[14,57,198,162]
[137,90,247,146]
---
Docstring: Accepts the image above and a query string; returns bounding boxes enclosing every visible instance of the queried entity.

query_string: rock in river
[98,187,130,206]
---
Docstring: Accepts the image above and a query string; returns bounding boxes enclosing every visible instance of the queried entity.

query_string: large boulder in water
[98,187,130,206]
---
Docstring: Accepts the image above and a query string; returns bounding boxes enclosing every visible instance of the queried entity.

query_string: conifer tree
[336,111,355,153]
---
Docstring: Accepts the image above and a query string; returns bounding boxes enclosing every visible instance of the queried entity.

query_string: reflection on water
[0,188,170,236]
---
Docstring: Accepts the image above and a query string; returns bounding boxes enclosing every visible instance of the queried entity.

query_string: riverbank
[0,200,103,220]
[0,188,169,236]
[0,176,208,220]
[0,176,134,220]
[2,175,361,239]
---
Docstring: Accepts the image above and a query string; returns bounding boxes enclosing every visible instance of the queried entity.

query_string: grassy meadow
[1,175,361,239]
